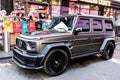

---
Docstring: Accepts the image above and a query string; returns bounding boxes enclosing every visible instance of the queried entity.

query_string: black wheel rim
[48,52,67,74]
[105,44,114,59]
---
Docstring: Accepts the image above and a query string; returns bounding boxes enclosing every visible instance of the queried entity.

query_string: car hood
[19,30,71,40]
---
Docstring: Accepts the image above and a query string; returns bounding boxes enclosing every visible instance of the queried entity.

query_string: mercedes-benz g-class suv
[13,14,116,76]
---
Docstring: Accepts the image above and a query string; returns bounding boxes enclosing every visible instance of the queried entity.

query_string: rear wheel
[43,49,68,76]
[101,42,115,60]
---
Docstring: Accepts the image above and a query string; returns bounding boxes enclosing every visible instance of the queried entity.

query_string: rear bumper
[13,47,44,69]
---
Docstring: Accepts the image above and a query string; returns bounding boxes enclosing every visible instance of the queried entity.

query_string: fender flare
[100,37,115,52]
[39,42,72,58]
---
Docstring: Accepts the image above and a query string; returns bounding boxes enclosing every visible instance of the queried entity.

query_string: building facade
[1,0,120,22]
[0,0,13,15]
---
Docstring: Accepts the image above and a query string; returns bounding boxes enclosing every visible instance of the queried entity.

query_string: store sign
[98,0,111,6]
[80,0,97,4]
[34,0,42,2]
[79,0,111,6]
[70,0,78,1]
[51,0,61,5]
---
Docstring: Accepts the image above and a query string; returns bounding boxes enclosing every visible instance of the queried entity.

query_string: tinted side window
[93,19,102,31]
[105,20,113,31]
[76,18,90,32]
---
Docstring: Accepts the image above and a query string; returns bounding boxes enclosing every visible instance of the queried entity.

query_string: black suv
[13,14,116,76]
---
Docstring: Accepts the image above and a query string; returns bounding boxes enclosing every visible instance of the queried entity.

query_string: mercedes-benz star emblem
[18,40,23,48]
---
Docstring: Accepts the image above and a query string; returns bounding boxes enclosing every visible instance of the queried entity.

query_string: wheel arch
[40,43,72,65]
[100,37,115,52]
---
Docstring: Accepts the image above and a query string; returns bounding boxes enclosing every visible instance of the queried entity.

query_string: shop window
[93,19,102,31]
[69,2,79,14]
[105,20,113,31]
[104,7,110,16]
[90,5,99,15]
[80,4,89,9]
[90,5,99,10]
[76,18,90,32]
[80,4,90,15]
[104,8,116,18]
[110,8,116,18]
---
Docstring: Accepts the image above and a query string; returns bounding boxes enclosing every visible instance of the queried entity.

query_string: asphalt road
[0,44,120,80]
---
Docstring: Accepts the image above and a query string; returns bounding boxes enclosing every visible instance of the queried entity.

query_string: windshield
[49,16,75,32]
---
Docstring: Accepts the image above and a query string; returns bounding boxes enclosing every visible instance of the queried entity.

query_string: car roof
[53,14,113,20]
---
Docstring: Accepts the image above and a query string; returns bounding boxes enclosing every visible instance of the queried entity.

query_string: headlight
[26,41,37,52]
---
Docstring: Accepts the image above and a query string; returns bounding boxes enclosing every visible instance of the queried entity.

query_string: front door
[71,17,94,56]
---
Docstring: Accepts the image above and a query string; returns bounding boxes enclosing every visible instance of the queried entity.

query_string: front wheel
[101,42,115,60]
[43,49,68,76]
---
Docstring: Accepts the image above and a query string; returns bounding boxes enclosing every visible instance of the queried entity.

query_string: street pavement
[0,44,120,80]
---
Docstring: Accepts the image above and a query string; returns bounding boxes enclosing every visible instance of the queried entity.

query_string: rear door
[92,19,104,52]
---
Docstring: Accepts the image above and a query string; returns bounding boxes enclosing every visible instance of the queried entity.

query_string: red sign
[14,10,25,13]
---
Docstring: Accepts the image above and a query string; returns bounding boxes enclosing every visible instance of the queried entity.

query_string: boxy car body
[13,14,116,76]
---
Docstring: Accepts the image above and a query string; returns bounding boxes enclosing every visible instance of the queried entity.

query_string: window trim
[76,17,90,32]
[105,19,113,31]
[93,19,103,32]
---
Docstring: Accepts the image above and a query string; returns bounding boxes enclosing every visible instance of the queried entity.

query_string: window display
[90,5,99,15]
[80,4,89,14]
[52,6,60,16]
[69,2,79,14]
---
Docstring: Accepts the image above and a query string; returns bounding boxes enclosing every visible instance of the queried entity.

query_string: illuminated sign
[80,0,97,4]
[79,0,111,6]
[51,0,61,5]
[98,0,111,6]
[34,0,42,2]
[70,0,78,1]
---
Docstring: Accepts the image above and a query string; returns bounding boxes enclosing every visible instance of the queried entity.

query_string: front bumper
[13,47,44,69]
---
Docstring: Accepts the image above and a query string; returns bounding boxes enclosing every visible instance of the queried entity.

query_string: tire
[101,42,115,60]
[43,49,68,76]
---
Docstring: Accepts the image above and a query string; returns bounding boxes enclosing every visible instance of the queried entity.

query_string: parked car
[13,14,116,76]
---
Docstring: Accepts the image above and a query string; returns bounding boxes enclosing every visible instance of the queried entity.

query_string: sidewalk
[0,50,13,60]
[0,37,120,60]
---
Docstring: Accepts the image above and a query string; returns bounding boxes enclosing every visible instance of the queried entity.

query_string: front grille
[13,50,24,63]
[13,50,37,67]
[16,39,26,50]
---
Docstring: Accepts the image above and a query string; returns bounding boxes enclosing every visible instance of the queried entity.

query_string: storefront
[14,0,50,19]
[61,0,115,17]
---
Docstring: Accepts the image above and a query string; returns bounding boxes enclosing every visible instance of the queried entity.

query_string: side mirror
[75,27,82,32]
[74,27,82,35]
